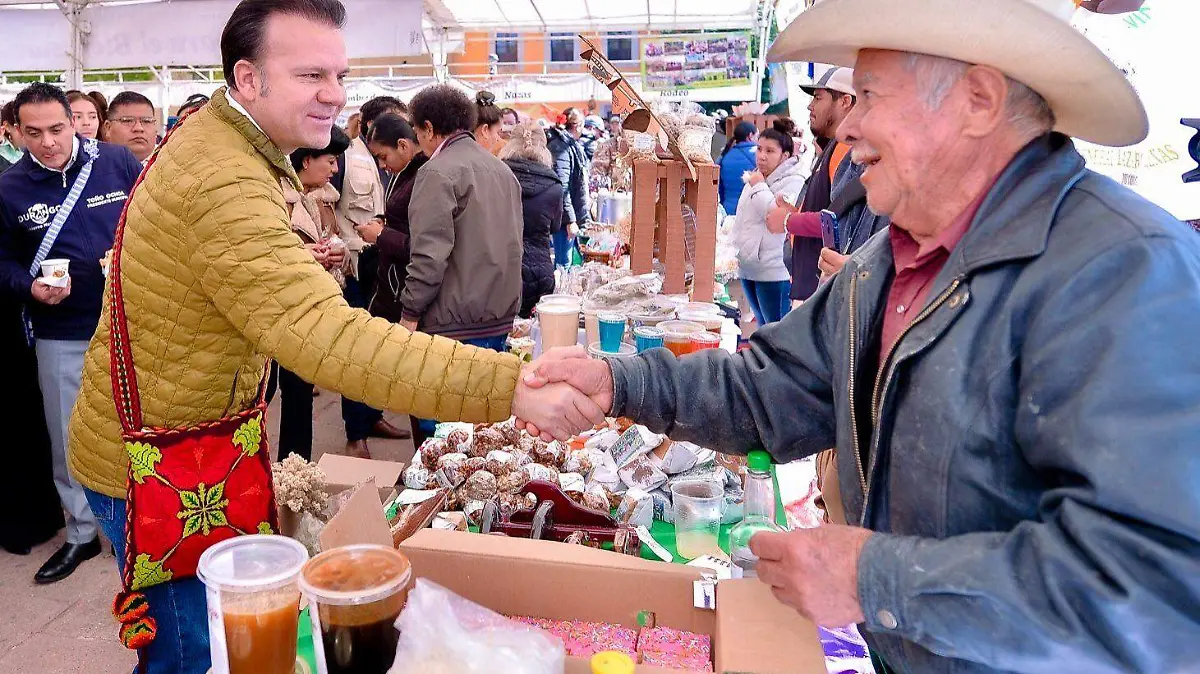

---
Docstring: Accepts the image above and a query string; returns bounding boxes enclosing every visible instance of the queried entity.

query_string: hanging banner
[640,32,752,94]
[1071,3,1199,220]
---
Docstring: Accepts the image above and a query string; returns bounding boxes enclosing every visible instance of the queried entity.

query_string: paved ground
[0,392,415,674]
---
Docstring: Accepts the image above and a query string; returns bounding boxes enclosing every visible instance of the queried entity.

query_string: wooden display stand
[726,114,780,138]
[630,159,720,301]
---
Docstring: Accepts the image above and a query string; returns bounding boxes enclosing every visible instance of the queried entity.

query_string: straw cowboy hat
[767,0,1148,147]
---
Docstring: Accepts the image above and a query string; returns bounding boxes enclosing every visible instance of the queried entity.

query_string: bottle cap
[747,449,772,473]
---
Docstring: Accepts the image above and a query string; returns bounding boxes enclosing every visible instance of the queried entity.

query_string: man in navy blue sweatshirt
[0,83,141,584]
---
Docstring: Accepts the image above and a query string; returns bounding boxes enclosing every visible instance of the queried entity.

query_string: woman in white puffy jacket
[733,128,807,325]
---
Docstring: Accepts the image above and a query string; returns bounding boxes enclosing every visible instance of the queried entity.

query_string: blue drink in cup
[634,326,665,352]
[597,313,627,353]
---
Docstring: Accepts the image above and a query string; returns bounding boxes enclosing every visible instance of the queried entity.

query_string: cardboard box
[316,454,404,503]
[319,482,394,551]
[399,529,825,674]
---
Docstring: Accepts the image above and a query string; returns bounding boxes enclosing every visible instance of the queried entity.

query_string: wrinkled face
[838,50,963,225]
[70,99,101,139]
[233,13,349,154]
[20,101,75,170]
[369,137,418,174]
[105,103,157,160]
[755,137,789,176]
[414,121,439,157]
[298,152,338,189]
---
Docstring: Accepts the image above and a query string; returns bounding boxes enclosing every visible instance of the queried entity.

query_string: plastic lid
[196,534,309,593]
[597,312,627,323]
[588,342,637,359]
[539,294,580,305]
[689,332,721,345]
[537,302,581,315]
[591,651,635,674]
[633,326,664,338]
[298,545,412,606]
[748,449,773,473]
[658,320,705,337]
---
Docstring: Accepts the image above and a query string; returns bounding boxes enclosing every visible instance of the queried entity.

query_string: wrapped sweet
[461,457,488,479]
[648,440,700,475]
[403,465,434,491]
[445,429,471,453]
[531,441,563,468]
[470,428,507,457]
[497,422,522,447]
[523,462,559,484]
[579,489,611,513]
[497,471,529,495]
[650,488,674,523]
[436,452,468,470]
[499,492,537,515]
[560,449,595,475]
[434,464,466,489]
[618,455,669,492]
[459,470,498,502]
[638,626,713,671]
[512,452,533,470]
[463,500,487,527]
[420,439,452,470]
[484,450,517,477]
[616,488,653,529]
[557,472,586,494]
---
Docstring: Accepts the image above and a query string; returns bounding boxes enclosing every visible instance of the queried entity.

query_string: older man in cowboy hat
[520,1,1200,672]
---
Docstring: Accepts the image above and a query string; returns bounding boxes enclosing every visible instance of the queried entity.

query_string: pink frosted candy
[638,626,713,671]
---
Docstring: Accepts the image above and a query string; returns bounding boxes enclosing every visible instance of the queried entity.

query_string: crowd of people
[2,0,1198,673]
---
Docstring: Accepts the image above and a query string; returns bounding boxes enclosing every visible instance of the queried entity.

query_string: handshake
[510,346,617,441]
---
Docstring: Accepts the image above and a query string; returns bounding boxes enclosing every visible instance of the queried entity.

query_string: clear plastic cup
[670,479,725,560]
[658,320,705,357]
[537,300,581,352]
[198,535,309,674]
[676,310,724,334]
[299,545,413,674]
[689,331,722,351]
[582,306,603,348]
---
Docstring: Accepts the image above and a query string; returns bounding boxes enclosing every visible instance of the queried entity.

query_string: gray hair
[903,53,1055,138]
[498,120,553,167]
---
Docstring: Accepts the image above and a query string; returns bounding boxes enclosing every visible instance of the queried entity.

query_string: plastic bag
[389,578,566,674]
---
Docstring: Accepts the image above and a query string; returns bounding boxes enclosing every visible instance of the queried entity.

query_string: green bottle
[728,450,784,578]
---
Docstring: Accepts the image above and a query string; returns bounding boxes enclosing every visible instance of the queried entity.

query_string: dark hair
[179,93,210,116]
[1,100,17,126]
[290,124,350,173]
[475,91,502,128]
[733,121,757,143]
[360,96,406,127]
[772,117,798,137]
[561,106,582,130]
[409,84,476,137]
[88,91,109,117]
[16,83,72,124]
[500,107,518,123]
[221,0,347,88]
[758,128,794,156]
[108,91,155,117]
[367,112,417,147]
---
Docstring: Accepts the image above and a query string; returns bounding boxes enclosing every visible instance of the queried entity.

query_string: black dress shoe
[34,538,102,584]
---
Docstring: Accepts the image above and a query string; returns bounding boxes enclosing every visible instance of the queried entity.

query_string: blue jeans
[84,489,210,674]
[412,334,509,438]
[341,276,384,441]
[552,228,576,268]
[741,279,792,326]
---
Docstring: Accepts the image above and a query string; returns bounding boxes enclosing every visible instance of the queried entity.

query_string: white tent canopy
[423,0,763,32]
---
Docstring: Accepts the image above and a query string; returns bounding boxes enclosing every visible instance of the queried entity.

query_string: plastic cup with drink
[300,545,413,674]
[633,326,665,353]
[536,298,581,353]
[197,535,310,674]
[657,320,705,357]
[670,479,725,560]
[39,258,70,288]
[597,313,627,353]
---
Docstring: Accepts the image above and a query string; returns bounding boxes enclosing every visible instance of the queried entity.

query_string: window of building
[606,32,635,62]
[549,33,578,62]
[494,32,520,63]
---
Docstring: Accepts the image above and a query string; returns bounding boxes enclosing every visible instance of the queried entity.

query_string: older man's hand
[752,524,873,627]
[766,195,798,234]
[517,346,614,438]
[818,248,850,277]
[512,350,608,441]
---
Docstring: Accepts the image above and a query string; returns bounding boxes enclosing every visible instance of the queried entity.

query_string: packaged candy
[649,440,700,475]
[463,499,487,526]
[497,422,523,446]
[579,489,611,513]
[437,452,468,470]
[524,463,559,484]
[434,464,466,489]
[404,464,434,490]
[557,472,586,494]
[532,441,564,468]
[588,449,622,491]
[485,450,518,477]
[616,488,654,529]
[471,428,507,457]
[650,487,674,523]
[421,438,452,470]
[605,425,652,469]
[560,449,595,475]
[459,470,498,501]
[462,456,488,478]
[637,626,712,671]
[445,429,471,453]
[618,456,668,492]
[497,471,530,495]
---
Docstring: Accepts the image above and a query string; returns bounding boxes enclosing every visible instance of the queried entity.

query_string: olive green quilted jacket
[69,88,520,497]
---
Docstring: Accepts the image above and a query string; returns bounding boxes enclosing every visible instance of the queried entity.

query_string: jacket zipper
[857,278,962,526]
[846,272,868,508]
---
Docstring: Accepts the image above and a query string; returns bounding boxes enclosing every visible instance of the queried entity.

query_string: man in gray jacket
[520,1,1200,672]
